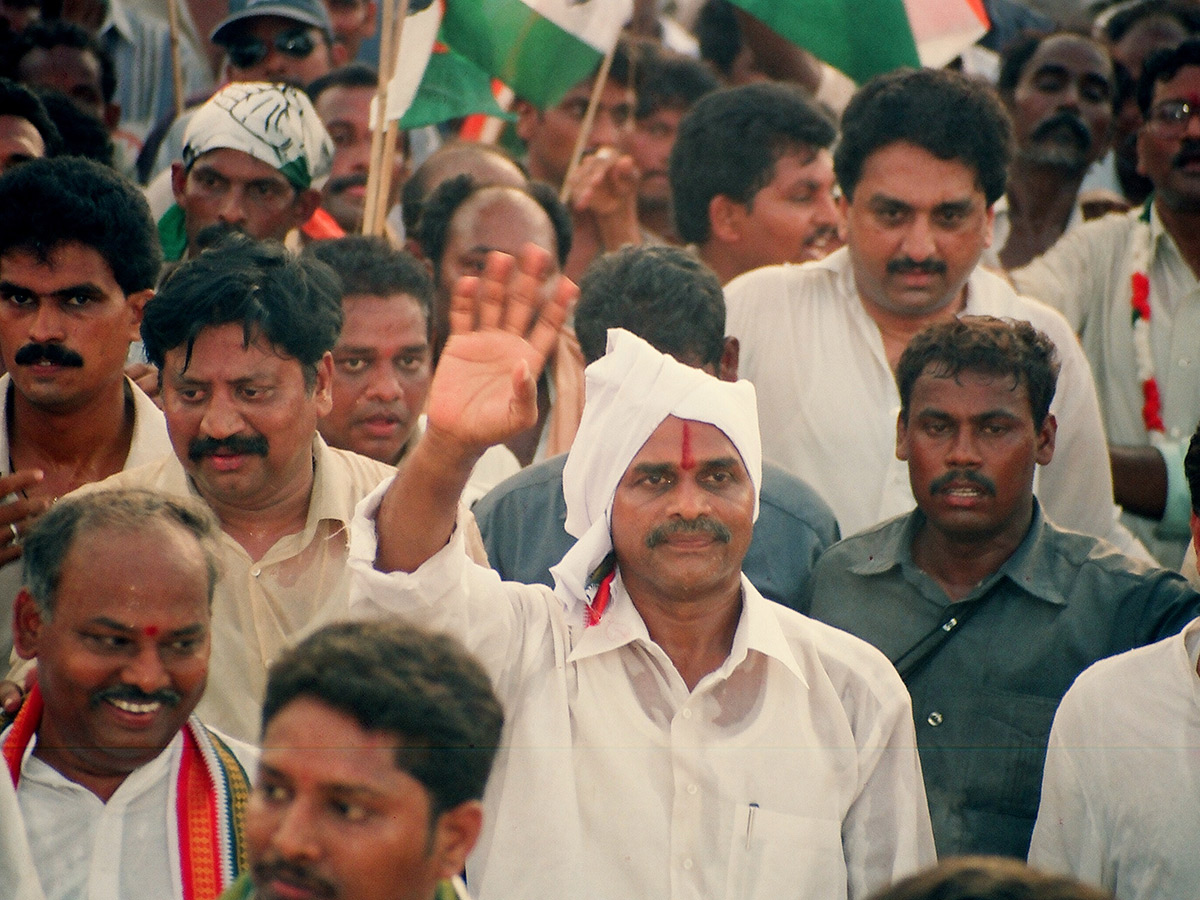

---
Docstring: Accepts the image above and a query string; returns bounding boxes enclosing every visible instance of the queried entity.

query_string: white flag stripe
[525,0,633,53]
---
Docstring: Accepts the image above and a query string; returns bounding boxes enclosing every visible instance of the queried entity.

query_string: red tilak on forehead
[143,625,160,638]
[680,421,695,471]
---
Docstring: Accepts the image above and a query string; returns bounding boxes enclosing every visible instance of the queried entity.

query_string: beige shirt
[75,437,486,743]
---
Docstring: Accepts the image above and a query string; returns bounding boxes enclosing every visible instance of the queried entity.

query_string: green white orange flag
[442,0,634,109]
[728,0,989,84]
[380,0,509,127]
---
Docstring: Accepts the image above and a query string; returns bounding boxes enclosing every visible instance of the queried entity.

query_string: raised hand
[427,244,576,449]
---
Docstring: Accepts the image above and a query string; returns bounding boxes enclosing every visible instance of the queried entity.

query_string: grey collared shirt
[808,503,1200,859]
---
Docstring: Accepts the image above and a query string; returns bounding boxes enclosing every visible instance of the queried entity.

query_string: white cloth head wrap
[550,329,762,605]
[182,82,333,190]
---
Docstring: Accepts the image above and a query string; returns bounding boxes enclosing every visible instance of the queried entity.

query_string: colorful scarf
[4,683,250,900]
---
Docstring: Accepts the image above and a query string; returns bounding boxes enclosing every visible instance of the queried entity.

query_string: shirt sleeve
[347,476,563,694]
[1011,220,1116,333]
[1028,696,1109,889]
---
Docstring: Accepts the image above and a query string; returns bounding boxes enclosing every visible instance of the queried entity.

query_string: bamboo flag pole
[558,40,618,204]
[165,0,185,119]
[362,0,402,235]
[369,0,411,236]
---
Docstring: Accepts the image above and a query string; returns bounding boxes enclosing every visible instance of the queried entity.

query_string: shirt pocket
[724,801,847,900]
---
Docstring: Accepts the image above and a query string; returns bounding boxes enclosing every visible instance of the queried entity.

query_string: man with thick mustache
[73,235,405,743]
[989,31,1117,269]
[0,156,171,664]
[349,246,937,899]
[1013,38,1200,568]
[807,316,1200,860]
[3,488,257,900]
[726,68,1145,558]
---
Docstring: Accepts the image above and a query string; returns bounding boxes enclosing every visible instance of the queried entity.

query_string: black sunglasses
[226,27,318,69]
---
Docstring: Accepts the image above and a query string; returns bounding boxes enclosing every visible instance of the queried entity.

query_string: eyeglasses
[225,27,318,70]
[1147,99,1200,137]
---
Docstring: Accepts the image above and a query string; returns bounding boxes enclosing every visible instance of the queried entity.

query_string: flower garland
[1130,199,1165,443]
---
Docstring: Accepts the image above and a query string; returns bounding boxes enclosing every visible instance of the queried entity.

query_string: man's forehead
[1153,64,1200,101]
[1025,35,1112,79]
[911,366,1031,410]
[190,147,290,183]
[630,416,742,464]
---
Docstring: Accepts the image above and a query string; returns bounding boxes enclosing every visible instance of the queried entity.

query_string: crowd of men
[3,0,1200,899]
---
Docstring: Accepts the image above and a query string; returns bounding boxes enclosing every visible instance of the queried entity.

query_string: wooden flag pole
[165,0,185,119]
[370,0,411,237]
[558,40,618,204]
[363,0,402,235]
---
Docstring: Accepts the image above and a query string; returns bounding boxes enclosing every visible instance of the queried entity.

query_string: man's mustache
[929,469,996,497]
[188,434,269,462]
[326,173,368,196]
[252,860,337,899]
[1031,110,1092,149]
[646,517,732,548]
[887,258,947,276]
[1172,141,1200,169]
[14,343,83,368]
[92,684,183,709]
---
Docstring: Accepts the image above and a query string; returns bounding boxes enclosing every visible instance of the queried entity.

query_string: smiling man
[808,316,1200,859]
[76,235,403,743]
[726,67,1144,559]
[221,620,502,900]
[3,489,257,900]
[348,248,936,900]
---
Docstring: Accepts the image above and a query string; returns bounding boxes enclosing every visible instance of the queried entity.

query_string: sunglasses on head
[226,27,318,69]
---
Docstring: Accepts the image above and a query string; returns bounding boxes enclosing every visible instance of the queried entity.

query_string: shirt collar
[566,572,809,688]
[100,0,134,44]
[849,502,1068,607]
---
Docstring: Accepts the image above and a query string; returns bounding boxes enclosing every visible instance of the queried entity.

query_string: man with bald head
[413,175,577,463]
[348,249,936,900]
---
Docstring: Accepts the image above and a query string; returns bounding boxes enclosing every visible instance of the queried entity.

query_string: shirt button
[687,783,698,795]
[927,711,944,727]
[682,858,694,871]
[251,568,261,578]
[680,708,692,720]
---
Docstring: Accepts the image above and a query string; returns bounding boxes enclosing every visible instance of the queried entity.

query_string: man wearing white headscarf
[349,246,936,900]
[160,81,334,261]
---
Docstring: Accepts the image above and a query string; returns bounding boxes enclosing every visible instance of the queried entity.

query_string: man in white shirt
[3,488,256,900]
[1028,418,1200,900]
[1012,38,1200,567]
[726,67,1144,558]
[350,246,936,900]
[73,236,407,743]
[0,157,172,662]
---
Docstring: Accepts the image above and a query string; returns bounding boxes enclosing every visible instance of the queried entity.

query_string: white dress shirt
[349,479,936,900]
[725,248,1144,560]
[8,729,257,900]
[1029,617,1200,900]
[0,761,42,900]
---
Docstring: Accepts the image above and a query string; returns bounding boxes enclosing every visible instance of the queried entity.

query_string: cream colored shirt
[77,437,398,742]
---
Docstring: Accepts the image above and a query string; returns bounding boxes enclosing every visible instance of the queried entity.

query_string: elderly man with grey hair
[349,247,936,900]
[1,489,257,900]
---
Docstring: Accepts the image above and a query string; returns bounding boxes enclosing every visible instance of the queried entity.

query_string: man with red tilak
[347,245,936,900]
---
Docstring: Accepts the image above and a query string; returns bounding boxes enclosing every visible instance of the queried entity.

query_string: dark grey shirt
[808,504,1200,859]
[473,456,840,613]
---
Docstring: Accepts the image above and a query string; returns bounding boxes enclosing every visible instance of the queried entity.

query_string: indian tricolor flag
[382,0,511,127]
[729,0,989,84]
[442,0,634,108]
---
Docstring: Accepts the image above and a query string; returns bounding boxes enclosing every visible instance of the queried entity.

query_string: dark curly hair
[143,234,342,389]
[896,316,1061,428]
[262,620,504,817]
[835,68,1012,205]
[0,156,158,293]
